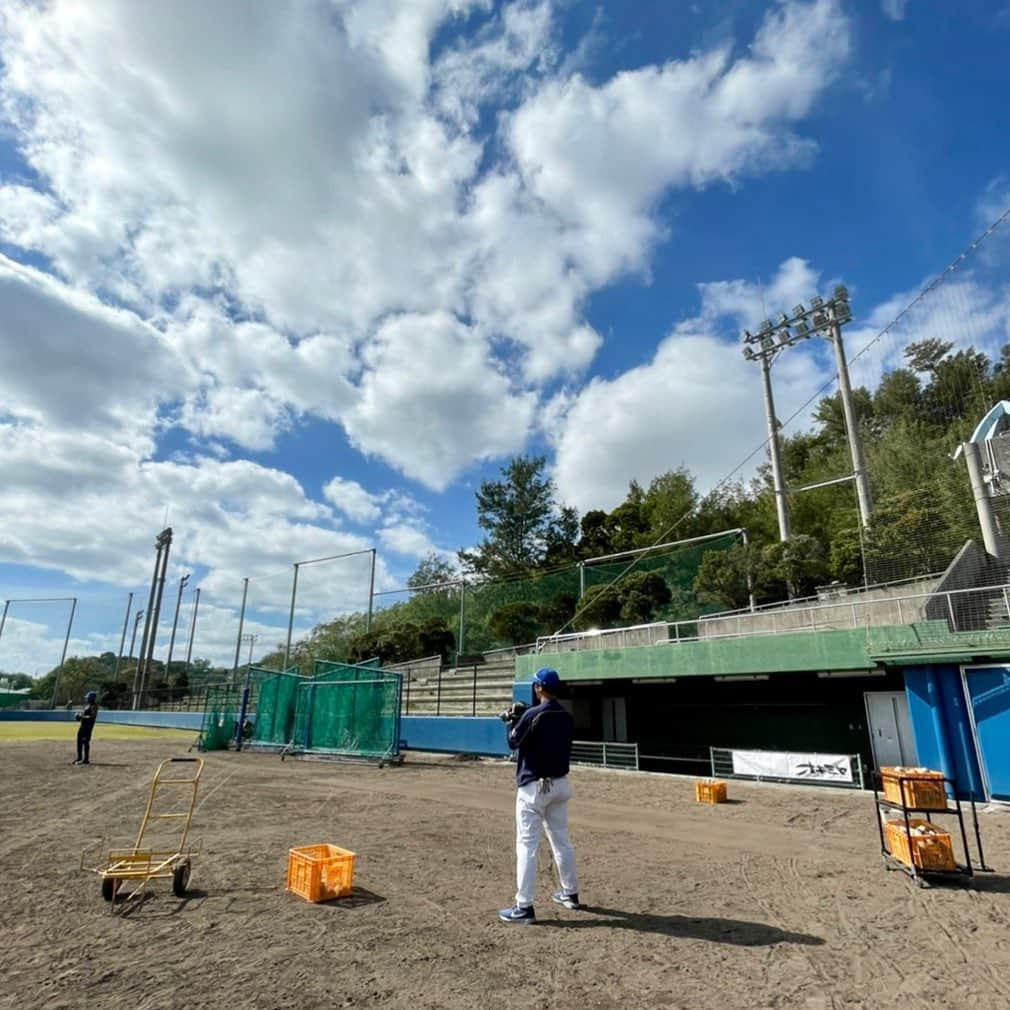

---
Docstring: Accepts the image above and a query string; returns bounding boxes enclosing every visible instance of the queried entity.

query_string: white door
[602,697,627,743]
[865,691,916,769]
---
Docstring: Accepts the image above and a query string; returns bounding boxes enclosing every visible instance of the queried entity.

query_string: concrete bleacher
[383,654,516,715]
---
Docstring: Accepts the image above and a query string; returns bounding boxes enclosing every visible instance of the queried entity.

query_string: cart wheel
[172,859,191,897]
[101,877,116,902]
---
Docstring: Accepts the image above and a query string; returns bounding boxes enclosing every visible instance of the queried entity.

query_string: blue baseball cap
[85,691,97,701]
[533,668,560,690]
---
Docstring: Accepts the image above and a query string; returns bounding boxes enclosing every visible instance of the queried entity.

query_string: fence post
[405,667,411,715]
[1004,588,1010,625]
[602,742,608,768]
[472,665,477,717]
[436,665,442,717]
[946,592,957,630]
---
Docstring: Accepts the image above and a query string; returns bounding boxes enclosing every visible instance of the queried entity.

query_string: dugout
[551,668,904,777]
[518,621,1010,794]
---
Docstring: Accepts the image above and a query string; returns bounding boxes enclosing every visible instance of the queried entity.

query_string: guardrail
[536,582,1010,654]
[570,740,639,771]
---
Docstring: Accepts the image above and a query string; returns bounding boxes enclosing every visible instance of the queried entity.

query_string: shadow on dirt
[540,906,824,946]
[967,874,1010,894]
[318,886,386,909]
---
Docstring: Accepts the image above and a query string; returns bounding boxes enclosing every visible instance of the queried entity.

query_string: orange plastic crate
[881,767,947,810]
[695,779,727,804]
[287,844,356,903]
[884,819,956,872]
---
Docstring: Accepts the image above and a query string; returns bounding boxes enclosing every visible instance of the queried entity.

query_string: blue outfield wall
[0,710,203,730]
[399,716,510,758]
[904,664,985,800]
[0,710,75,721]
[1,710,510,758]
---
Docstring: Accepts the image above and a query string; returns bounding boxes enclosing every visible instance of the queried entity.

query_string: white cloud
[0,0,853,489]
[881,0,909,21]
[550,257,833,511]
[697,257,823,330]
[507,0,849,290]
[0,255,193,445]
[342,311,537,488]
[976,176,1010,230]
[551,322,826,512]
[323,477,383,524]
[378,522,445,559]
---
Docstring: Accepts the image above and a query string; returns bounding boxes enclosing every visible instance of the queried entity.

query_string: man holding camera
[498,666,580,924]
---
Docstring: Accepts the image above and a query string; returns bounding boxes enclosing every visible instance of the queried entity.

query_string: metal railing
[570,740,639,771]
[399,663,514,717]
[710,746,864,790]
[536,582,1010,654]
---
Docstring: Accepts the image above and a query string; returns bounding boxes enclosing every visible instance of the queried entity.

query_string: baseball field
[3,730,1010,1010]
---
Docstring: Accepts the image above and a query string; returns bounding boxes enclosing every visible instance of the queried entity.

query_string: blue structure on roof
[968,401,1010,444]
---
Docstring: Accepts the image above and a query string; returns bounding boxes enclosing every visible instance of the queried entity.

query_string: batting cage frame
[200,659,402,764]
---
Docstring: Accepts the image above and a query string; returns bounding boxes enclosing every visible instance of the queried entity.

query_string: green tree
[416,617,455,661]
[488,602,543,646]
[760,535,827,599]
[541,592,577,633]
[693,543,757,611]
[905,338,954,375]
[573,584,623,630]
[617,571,673,624]
[408,553,458,590]
[458,455,574,578]
[641,468,698,542]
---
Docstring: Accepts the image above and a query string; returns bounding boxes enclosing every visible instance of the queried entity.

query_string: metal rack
[872,771,992,887]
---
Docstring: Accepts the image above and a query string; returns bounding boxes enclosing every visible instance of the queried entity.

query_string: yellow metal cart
[82,757,204,907]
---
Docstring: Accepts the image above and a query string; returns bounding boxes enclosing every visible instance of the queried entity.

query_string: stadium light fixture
[740,283,872,535]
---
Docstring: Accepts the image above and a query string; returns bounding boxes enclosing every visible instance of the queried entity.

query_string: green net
[313,659,385,681]
[377,533,741,655]
[240,660,401,760]
[249,668,301,746]
[199,685,240,751]
[291,672,401,760]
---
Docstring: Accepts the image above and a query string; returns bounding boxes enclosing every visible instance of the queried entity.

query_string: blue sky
[0,0,1008,674]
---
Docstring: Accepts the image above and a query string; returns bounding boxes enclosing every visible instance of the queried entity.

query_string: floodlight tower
[741,285,873,540]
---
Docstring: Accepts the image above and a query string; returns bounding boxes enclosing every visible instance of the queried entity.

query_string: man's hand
[498,701,528,725]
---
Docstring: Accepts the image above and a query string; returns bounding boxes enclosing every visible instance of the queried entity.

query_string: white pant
[515,776,578,908]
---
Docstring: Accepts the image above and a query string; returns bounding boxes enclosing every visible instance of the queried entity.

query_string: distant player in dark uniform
[74,690,98,765]
[498,667,580,924]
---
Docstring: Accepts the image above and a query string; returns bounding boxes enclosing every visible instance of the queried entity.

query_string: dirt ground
[3,737,1010,1010]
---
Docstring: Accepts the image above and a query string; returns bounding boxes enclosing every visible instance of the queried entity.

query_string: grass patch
[0,722,197,742]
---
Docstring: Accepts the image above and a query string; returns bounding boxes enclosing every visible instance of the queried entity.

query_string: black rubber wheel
[101,877,116,902]
[172,859,191,897]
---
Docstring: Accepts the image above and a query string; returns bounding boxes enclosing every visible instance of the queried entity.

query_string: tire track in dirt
[737,854,837,1010]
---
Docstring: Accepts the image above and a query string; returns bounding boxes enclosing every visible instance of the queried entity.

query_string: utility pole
[758,346,792,541]
[243,633,259,673]
[113,592,134,680]
[232,577,249,684]
[165,573,190,677]
[134,528,172,708]
[184,587,201,677]
[128,610,145,664]
[827,297,873,527]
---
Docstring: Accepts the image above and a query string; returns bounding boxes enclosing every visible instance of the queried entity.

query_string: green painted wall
[517,627,873,682]
[516,622,1010,686]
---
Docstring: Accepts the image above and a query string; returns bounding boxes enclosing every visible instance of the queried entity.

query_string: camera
[498,701,528,724]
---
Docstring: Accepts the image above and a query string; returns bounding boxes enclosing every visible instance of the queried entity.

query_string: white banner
[730,749,854,784]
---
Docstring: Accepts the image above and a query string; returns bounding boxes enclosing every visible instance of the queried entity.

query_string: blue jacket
[508,699,573,787]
